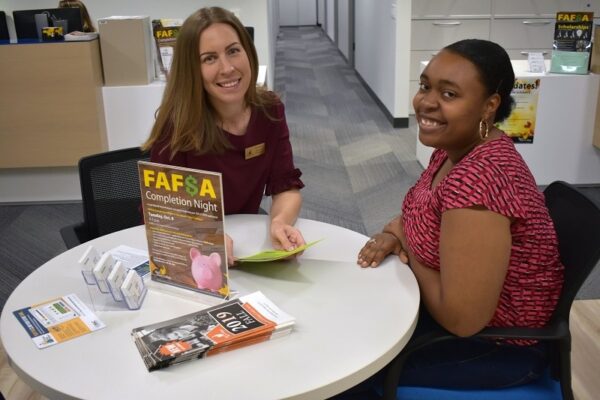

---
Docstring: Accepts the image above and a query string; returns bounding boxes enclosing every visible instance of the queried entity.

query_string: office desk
[0,39,107,168]
[0,215,419,400]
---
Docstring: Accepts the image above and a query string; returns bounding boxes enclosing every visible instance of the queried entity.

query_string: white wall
[337,0,350,61]
[267,0,278,88]
[326,0,335,41]
[317,0,325,26]
[297,0,316,25]
[354,0,410,120]
[277,0,316,26]
[279,0,298,26]
[393,0,411,118]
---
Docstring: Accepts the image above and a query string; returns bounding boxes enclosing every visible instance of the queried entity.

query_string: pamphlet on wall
[550,11,594,74]
[495,78,541,144]
[13,294,106,349]
[527,52,546,73]
[152,19,182,77]
[131,291,294,371]
[138,161,229,301]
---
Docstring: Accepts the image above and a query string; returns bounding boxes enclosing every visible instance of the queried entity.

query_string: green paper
[550,50,590,74]
[237,239,323,262]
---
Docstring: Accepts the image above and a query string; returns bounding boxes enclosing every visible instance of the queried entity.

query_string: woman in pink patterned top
[356,39,564,389]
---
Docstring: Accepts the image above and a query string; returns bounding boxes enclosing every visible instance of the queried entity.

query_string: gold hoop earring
[479,120,489,140]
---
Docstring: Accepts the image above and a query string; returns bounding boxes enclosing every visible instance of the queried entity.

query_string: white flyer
[13,294,106,349]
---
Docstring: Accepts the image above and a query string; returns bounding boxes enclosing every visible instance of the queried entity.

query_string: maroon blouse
[402,134,564,331]
[151,101,304,214]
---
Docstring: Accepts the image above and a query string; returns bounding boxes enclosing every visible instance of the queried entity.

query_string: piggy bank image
[189,247,222,292]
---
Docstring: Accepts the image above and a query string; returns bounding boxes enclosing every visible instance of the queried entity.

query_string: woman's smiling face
[413,50,494,155]
[199,22,251,110]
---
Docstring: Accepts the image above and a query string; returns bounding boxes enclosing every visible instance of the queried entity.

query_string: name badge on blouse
[245,143,265,160]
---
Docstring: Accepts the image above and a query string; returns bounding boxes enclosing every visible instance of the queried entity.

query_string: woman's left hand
[358,232,404,268]
[270,220,306,252]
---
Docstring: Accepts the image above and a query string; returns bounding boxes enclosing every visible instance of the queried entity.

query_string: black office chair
[379,181,600,400]
[245,26,254,41]
[0,11,9,40]
[60,147,149,249]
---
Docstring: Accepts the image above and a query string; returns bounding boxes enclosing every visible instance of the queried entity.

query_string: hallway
[274,26,421,236]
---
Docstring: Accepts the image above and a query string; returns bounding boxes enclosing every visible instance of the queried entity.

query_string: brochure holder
[79,245,149,311]
[85,275,148,311]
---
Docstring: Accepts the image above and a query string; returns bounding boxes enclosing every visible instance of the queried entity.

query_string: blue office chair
[378,181,600,400]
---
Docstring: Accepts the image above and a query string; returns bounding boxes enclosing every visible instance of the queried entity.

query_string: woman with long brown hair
[142,7,305,265]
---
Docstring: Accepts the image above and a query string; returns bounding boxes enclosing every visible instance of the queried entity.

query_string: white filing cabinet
[409,18,490,105]
[412,0,491,18]
[490,18,555,61]
[492,0,591,17]
[408,0,599,109]
[409,1,492,107]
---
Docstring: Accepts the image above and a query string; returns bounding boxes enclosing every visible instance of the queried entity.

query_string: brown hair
[58,0,95,32]
[142,7,277,157]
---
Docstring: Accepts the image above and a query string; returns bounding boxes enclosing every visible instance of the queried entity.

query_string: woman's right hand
[357,232,405,268]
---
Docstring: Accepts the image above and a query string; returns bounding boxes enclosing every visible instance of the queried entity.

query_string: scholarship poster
[496,78,541,144]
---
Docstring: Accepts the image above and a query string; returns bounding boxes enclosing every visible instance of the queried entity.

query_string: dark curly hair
[444,39,515,123]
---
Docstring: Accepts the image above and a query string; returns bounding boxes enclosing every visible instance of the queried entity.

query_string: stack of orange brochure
[131,291,294,371]
[237,239,322,263]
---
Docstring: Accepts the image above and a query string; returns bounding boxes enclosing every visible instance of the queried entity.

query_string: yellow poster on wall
[496,78,541,143]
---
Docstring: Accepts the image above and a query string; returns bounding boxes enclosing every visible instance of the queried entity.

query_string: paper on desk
[108,245,150,278]
[12,293,106,349]
[237,239,323,262]
[64,31,99,41]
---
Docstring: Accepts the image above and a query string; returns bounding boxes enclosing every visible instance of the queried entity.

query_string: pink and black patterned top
[402,134,564,330]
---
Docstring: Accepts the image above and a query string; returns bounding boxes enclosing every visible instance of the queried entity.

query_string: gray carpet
[275,27,422,235]
[1,26,599,313]
[0,203,82,310]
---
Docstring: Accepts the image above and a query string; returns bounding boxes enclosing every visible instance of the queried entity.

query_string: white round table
[0,215,419,400]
